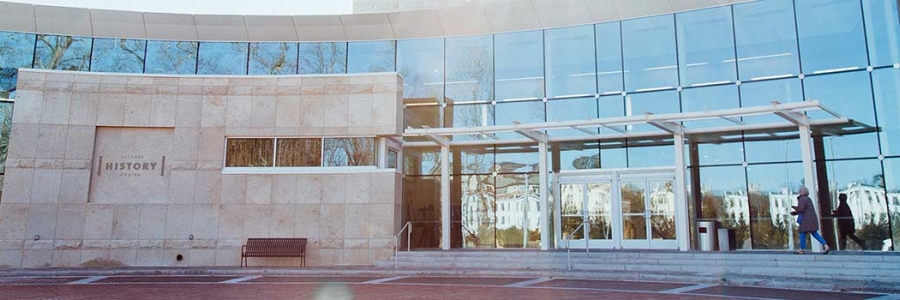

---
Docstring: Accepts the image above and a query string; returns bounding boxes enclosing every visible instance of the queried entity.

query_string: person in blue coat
[790,186,831,254]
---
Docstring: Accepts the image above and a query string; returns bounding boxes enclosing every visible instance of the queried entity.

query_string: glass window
[733,0,800,81]
[34,35,91,71]
[0,31,36,68]
[225,138,274,167]
[444,103,493,141]
[405,104,441,131]
[398,38,444,105]
[676,6,737,86]
[804,71,879,159]
[546,97,597,137]
[795,0,868,73]
[494,100,545,139]
[90,38,146,73]
[323,137,375,166]
[555,141,600,171]
[0,69,15,99]
[145,41,198,74]
[627,143,674,168]
[698,165,750,249]
[740,78,803,124]
[825,159,889,251]
[445,35,493,102]
[873,68,900,156]
[299,42,347,74]
[746,162,803,250]
[697,141,745,166]
[404,147,442,175]
[453,145,495,174]
[495,31,544,100]
[601,140,627,169]
[456,174,497,248]
[0,102,11,174]
[596,22,624,95]
[681,85,740,128]
[625,90,679,132]
[198,42,248,75]
[622,15,678,92]
[249,42,298,75]
[348,41,395,73]
[494,173,541,248]
[881,158,900,251]
[599,95,625,134]
[862,0,900,67]
[495,144,538,173]
[405,175,442,248]
[275,138,321,167]
[387,150,398,169]
[545,25,596,97]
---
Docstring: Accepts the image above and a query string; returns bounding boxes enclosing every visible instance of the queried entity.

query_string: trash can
[698,221,717,251]
[717,228,736,251]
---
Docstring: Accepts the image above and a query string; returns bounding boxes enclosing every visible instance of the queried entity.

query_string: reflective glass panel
[198,42,248,75]
[404,176,442,248]
[681,84,739,128]
[596,22,624,95]
[34,35,91,71]
[862,0,900,67]
[404,147,442,175]
[825,159,889,251]
[628,143,675,168]
[746,162,803,249]
[621,181,647,239]
[560,182,586,240]
[545,25,596,97]
[445,35,493,102]
[495,144,538,173]
[0,102,11,174]
[0,69,15,99]
[453,145,494,175]
[495,100,544,139]
[601,140,628,169]
[90,38,146,73]
[599,95,625,134]
[495,31,544,100]
[698,165,750,249]
[0,31,36,68]
[546,97,597,137]
[145,41,198,74]
[299,42,347,74]
[398,38,444,104]
[494,174,541,248]
[873,68,900,156]
[248,42,298,75]
[795,0,868,73]
[676,6,737,86]
[588,181,614,240]
[225,138,274,167]
[622,15,678,92]
[625,90,679,132]
[323,137,375,166]
[880,158,900,251]
[804,71,879,159]
[740,78,803,124]
[404,104,440,131]
[444,103,493,140]
[733,0,800,81]
[348,41,395,73]
[696,141,744,166]
[456,174,497,248]
[275,138,321,167]
[555,142,600,171]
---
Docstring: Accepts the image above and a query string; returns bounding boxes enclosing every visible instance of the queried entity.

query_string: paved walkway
[0,275,894,300]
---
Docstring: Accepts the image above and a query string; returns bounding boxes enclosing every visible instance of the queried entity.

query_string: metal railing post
[563,220,590,271]
[394,221,412,269]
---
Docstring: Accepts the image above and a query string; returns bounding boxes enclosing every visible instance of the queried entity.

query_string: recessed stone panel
[89,127,174,204]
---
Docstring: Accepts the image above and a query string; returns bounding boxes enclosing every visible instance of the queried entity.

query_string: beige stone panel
[96,94,125,126]
[268,205,295,237]
[298,96,325,128]
[293,175,322,205]
[308,248,342,267]
[83,204,114,240]
[169,170,197,204]
[369,173,397,205]
[348,94,374,130]
[611,0,673,19]
[24,239,54,251]
[369,248,393,264]
[250,96,276,128]
[55,204,86,240]
[246,175,273,205]
[175,95,202,128]
[0,250,23,268]
[292,15,347,41]
[171,127,200,161]
[346,173,372,204]
[123,94,152,127]
[583,0,620,23]
[90,127,174,204]
[245,15,298,41]
[341,14,396,40]
[64,125,95,160]
[90,8,146,39]
[225,96,252,128]
[368,203,396,239]
[344,205,370,239]
[164,205,193,240]
[276,85,302,97]
[108,249,137,266]
[214,248,240,267]
[372,93,399,130]
[294,205,321,239]
[274,96,302,128]
[388,10,444,39]
[40,91,71,125]
[80,249,114,267]
[135,249,163,266]
[11,90,43,125]
[108,239,139,249]
[58,169,90,204]
[483,1,542,32]
[272,175,297,204]
[51,250,82,267]
[343,249,369,266]
[532,0,594,28]
[320,205,345,238]
[200,95,226,128]
[0,204,28,240]
[436,6,494,36]
[322,174,347,204]
[190,249,216,266]
[197,127,225,162]
[30,169,62,204]
[7,123,40,160]
[150,95,177,127]
[6,159,35,169]
[35,125,67,159]
[194,170,222,205]
[195,14,248,41]
[138,205,167,240]
[217,205,245,239]
[273,127,302,136]
[0,240,24,250]
[111,205,141,239]
[191,205,219,239]
[220,175,247,204]
[243,205,270,238]
[25,204,57,241]
[252,85,277,96]
[197,160,221,171]
[0,1,35,32]
[2,168,34,204]
[22,249,52,268]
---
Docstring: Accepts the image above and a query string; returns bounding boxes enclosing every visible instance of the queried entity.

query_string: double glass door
[557,171,678,249]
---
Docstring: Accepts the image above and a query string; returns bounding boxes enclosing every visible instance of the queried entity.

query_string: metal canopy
[404,101,871,147]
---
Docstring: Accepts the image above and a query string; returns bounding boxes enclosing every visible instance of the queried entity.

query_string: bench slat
[241,238,307,267]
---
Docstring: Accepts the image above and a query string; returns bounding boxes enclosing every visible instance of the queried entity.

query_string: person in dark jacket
[791,186,830,254]
[831,193,865,250]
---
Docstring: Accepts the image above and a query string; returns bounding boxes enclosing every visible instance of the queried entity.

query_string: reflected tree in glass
[323,137,374,166]
[249,42,298,75]
[90,38,146,73]
[225,138,274,167]
[0,102,12,175]
[145,41,198,74]
[275,138,321,166]
[300,42,347,74]
[348,41,395,73]
[699,165,750,249]
[0,31,36,68]
[398,38,444,104]
[198,42,248,75]
[494,30,544,100]
[747,163,802,249]
[0,68,15,99]
[445,35,493,103]
[34,35,91,71]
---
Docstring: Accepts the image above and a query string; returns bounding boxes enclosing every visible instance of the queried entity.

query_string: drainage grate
[0,277,84,284]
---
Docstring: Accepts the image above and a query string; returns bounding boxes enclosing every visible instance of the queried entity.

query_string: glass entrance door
[619,177,678,249]
[559,180,613,249]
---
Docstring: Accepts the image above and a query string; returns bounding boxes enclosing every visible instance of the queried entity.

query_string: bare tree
[300,42,346,74]
[250,43,296,75]
[34,35,90,71]
[148,41,198,74]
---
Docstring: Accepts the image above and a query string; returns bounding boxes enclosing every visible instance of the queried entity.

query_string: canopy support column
[539,142,549,250]
[799,124,822,253]
[674,133,689,251]
[441,145,451,250]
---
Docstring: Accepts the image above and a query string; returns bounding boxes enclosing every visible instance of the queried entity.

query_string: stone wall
[0,69,403,268]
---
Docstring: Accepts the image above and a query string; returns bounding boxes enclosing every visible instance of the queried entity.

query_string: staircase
[375,250,900,293]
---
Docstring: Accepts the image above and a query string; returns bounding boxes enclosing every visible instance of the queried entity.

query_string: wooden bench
[241,238,307,267]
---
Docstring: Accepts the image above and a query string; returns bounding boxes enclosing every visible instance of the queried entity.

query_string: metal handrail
[563,220,591,271]
[393,221,412,269]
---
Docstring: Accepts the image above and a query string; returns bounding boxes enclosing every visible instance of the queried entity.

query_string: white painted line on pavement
[69,276,107,284]
[866,294,900,300]
[659,283,716,294]
[221,275,262,284]
[506,277,553,287]
[361,276,409,284]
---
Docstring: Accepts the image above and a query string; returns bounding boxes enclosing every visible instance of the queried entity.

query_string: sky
[4,0,353,15]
